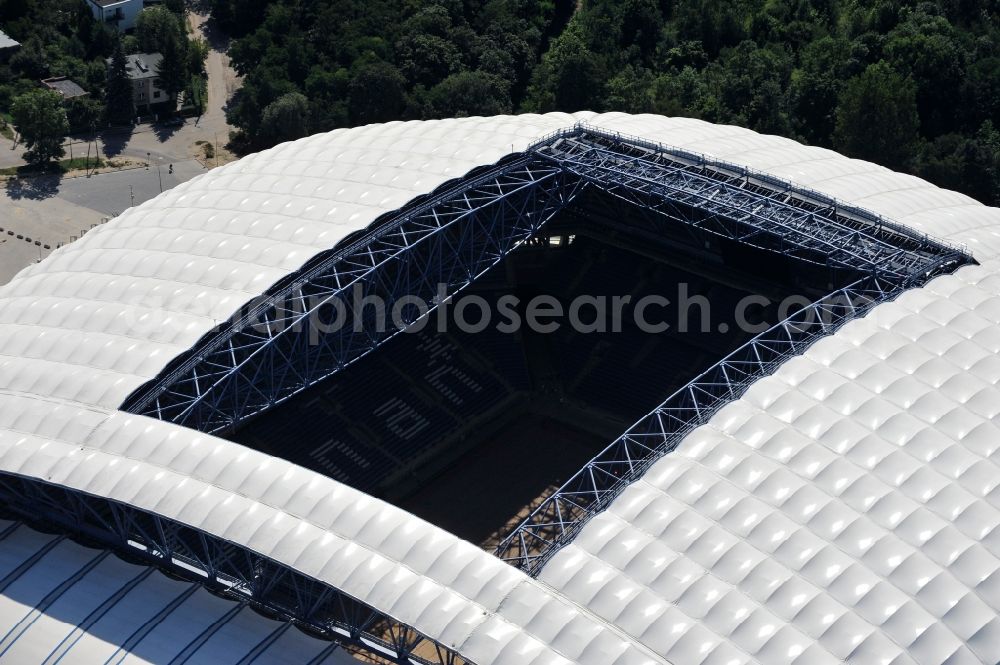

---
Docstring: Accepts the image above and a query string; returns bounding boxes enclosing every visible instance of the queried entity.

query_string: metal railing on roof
[494,275,899,574]
[121,125,970,436]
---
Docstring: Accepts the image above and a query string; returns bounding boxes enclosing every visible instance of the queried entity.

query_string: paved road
[188,8,239,134]
[0,186,103,284]
[54,158,206,217]
[0,135,23,169]
[0,158,208,283]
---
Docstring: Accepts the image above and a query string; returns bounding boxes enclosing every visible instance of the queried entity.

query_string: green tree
[122,35,141,54]
[136,6,184,53]
[919,121,1000,205]
[961,57,1000,131]
[11,89,68,165]
[674,0,745,58]
[209,0,234,32]
[714,41,792,134]
[9,37,48,79]
[396,34,462,88]
[156,34,186,111]
[426,70,511,117]
[619,0,663,59]
[605,65,655,112]
[259,91,310,143]
[187,38,209,76]
[834,62,921,170]
[789,37,854,146]
[883,9,964,138]
[348,62,407,125]
[524,26,606,112]
[66,97,102,133]
[106,37,135,125]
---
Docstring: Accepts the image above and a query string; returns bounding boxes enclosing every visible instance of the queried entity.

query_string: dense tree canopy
[0,0,205,129]
[0,0,115,127]
[214,0,569,149]
[136,5,185,54]
[213,0,1000,205]
[833,61,921,170]
[259,91,310,142]
[156,28,186,110]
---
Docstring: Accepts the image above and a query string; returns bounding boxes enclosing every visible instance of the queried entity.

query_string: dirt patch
[189,139,236,168]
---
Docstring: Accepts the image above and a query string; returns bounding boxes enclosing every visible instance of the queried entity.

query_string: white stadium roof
[2,112,1000,664]
[0,520,356,664]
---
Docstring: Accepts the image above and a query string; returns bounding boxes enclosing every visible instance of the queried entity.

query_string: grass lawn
[0,156,106,177]
[0,113,14,141]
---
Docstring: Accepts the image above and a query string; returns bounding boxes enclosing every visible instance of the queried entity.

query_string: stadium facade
[0,112,999,664]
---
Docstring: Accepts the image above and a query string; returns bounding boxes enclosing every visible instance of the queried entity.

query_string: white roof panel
[1,112,1000,663]
[540,258,1000,664]
[0,111,993,413]
[0,522,359,664]
[0,395,661,665]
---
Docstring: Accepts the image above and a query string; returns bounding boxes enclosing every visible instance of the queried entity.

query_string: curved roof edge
[0,520,356,664]
[1,112,996,418]
[4,112,1000,664]
[0,393,663,665]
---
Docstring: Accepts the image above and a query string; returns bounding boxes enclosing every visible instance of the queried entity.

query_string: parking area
[0,157,208,283]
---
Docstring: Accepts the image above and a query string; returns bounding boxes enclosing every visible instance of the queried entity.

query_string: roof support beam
[0,473,469,665]
[122,126,969,436]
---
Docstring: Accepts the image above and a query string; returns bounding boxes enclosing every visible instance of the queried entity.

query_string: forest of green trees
[212,0,1000,205]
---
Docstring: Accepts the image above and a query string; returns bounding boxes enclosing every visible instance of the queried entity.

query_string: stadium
[0,111,999,664]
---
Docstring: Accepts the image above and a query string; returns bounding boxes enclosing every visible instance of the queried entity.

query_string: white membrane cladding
[1,113,1000,664]
[1,112,998,412]
[0,521,357,664]
[0,398,663,665]
[538,257,1000,659]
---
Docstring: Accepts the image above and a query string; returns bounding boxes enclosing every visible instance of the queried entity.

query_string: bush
[188,74,207,114]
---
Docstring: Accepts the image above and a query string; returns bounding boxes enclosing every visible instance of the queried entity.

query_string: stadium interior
[227,186,867,544]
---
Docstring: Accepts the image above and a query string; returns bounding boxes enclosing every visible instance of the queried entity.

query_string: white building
[86,0,143,32]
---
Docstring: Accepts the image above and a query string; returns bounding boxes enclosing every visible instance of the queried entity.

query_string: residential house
[41,77,89,101]
[0,30,19,60]
[86,0,143,32]
[109,52,167,111]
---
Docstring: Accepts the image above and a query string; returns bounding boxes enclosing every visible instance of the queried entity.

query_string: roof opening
[123,126,971,561]
[225,186,862,545]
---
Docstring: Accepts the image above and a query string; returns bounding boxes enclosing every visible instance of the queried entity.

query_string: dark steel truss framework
[495,276,895,574]
[492,128,972,574]
[2,125,970,660]
[107,126,970,590]
[122,125,969,433]
[536,128,966,285]
[122,126,967,433]
[122,156,580,433]
[0,473,468,665]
